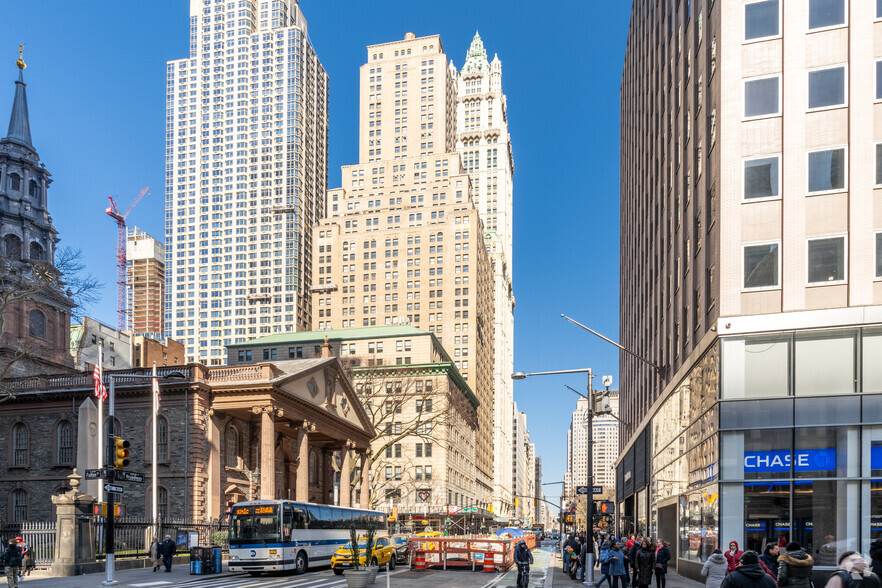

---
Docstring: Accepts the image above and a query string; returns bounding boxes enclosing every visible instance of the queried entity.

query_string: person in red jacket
[725,541,744,573]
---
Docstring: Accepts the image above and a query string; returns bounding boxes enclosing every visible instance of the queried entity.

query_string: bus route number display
[235,506,275,515]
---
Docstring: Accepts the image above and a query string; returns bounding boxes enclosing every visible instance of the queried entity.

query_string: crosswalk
[165,568,406,588]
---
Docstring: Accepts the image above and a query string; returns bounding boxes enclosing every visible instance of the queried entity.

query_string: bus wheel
[294,551,308,575]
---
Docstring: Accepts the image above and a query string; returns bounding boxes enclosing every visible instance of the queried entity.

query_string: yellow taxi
[331,536,397,575]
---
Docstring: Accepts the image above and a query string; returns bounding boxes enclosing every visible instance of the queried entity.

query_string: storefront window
[744,481,790,552]
[637,489,647,536]
[722,336,789,399]
[795,331,855,396]
[722,429,792,481]
[792,480,857,566]
[864,330,882,394]
[793,426,858,479]
[679,485,719,562]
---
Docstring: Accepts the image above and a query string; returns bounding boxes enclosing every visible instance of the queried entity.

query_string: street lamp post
[512,368,597,586]
[101,369,186,587]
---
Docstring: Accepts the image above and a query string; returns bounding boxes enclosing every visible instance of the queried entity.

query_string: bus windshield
[229,505,281,545]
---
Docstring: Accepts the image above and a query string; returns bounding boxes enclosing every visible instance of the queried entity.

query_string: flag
[153,374,160,403]
[93,364,107,402]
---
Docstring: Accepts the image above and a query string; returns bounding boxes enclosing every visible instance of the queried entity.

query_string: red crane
[106,187,150,331]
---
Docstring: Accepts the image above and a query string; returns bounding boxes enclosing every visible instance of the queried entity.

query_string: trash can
[212,546,222,573]
[190,546,212,575]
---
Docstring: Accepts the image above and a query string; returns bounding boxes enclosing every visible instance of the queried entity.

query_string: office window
[876,233,882,278]
[745,0,779,41]
[809,0,845,30]
[808,236,846,284]
[743,243,779,289]
[808,148,845,193]
[743,156,779,200]
[744,76,779,118]
[878,0,882,18]
[876,61,882,100]
[808,66,845,109]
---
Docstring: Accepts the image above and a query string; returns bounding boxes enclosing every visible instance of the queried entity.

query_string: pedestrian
[14,538,29,581]
[160,534,176,572]
[149,537,161,572]
[824,551,881,588]
[871,538,882,577]
[514,539,533,588]
[607,540,629,588]
[721,551,776,588]
[1,539,22,588]
[726,541,744,573]
[760,543,780,579]
[702,549,728,588]
[634,538,656,588]
[655,539,671,588]
[598,540,613,588]
[778,541,814,588]
[630,535,643,586]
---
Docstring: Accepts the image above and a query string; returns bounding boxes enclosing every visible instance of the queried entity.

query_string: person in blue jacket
[597,540,613,588]
[604,539,629,588]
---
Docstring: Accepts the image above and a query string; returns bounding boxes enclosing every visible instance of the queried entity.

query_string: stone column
[255,405,276,500]
[360,451,371,508]
[340,441,352,508]
[206,410,221,519]
[322,449,333,505]
[51,470,98,577]
[295,421,313,502]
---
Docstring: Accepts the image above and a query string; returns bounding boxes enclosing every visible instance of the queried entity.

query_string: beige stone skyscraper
[312,33,496,503]
[454,32,516,520]
[127,226,165,336]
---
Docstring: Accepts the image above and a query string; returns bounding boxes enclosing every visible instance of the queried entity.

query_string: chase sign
[743,449,835,473]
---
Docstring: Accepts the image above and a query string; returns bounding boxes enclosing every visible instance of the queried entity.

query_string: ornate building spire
[462,31,489,74]
[4,45,34,150]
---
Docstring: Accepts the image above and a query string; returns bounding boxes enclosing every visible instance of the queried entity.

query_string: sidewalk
[543,552,704,588]
[21,562,238,588]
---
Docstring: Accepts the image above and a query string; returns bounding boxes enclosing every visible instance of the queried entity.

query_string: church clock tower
[0,48,75,378]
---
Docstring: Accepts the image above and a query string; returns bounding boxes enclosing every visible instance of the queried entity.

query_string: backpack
[838,570,882,588]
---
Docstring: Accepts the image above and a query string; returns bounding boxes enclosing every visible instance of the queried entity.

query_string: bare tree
[0,245,103,393]
[343,363,477,510]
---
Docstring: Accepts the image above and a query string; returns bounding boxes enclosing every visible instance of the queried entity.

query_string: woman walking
[655,539,672,588]
[702,549,728,588]
[598,540,613,588]
[149,537,161,572]
[778,541,814,588]
[606,540,629,588]
[725,541,744,574]
[634,538,657,588]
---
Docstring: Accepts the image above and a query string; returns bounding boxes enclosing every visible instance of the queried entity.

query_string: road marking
[130,583,173,587]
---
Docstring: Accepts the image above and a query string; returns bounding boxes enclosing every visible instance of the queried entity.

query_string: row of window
[6,485,170,523]
[744,0,864,42]
[742,233,882,290]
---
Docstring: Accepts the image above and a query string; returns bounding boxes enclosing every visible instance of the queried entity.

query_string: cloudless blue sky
[1,1,631,513]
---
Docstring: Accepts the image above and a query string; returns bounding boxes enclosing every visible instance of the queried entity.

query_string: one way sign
[104,484,124,494]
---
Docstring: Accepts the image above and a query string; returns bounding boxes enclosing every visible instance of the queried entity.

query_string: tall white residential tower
[165,0,329,364]
[455,32,516,519]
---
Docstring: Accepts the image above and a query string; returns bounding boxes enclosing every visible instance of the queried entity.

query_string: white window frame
[743,0,782,44]
[807,0,848,32]
[743,74,782,121]
[742,153,782,202]
[742,240,782,292]
[875,230,882,280]
[875,59,882,103]
[806,234,848,286]
[875,142,882,187]
[807,64,848,111]
[806,145,848,195]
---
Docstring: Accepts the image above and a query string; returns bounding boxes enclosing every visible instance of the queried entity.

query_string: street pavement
[19,541,559,588]
[544,551,705,588]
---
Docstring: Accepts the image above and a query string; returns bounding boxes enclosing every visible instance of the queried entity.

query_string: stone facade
[0,359,374,523]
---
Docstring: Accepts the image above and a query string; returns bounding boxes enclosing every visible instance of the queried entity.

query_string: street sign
[462,507,478,512]
[593,486,603,495]
[115,470,145,483]
[104,484,124,494]
[84,469,103,480]
[576,486,590,495]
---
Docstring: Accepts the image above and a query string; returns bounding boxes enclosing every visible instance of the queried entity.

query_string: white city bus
[228,499,387,576]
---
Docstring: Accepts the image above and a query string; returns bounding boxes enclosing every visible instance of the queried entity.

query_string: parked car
[331,536,397,575]
[389,534,410,564]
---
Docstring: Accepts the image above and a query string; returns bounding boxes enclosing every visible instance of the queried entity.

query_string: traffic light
[113,437,130,469]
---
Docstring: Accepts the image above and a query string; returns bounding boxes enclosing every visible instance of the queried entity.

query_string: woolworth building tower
[0,50,74,378]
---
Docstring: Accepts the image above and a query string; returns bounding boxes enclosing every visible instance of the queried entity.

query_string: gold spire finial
[16,44,26,70]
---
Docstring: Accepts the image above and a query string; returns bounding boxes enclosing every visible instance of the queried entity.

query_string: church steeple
[4,45,34,151]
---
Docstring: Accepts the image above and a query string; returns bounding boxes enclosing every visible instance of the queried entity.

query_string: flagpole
[98,345,104,505]
[152,362,158,535]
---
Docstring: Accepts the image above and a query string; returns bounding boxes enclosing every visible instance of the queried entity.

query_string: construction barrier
[407,534,537,572]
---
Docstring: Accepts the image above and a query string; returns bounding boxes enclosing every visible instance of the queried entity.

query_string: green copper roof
[462,31,489,74]
[229,325,432,348]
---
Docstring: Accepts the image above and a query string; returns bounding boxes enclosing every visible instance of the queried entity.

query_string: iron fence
[91,516,227,559]
[0,521,56,567]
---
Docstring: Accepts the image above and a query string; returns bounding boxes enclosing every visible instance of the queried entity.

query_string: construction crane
[106,187,150,331]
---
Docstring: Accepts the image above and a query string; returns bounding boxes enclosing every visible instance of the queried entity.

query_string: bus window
[292,506,307,530]
[333,508,346,529]
[318,506,333,528]
[229,504,281,545]
[306,504,322,529]
[282,505,293,541]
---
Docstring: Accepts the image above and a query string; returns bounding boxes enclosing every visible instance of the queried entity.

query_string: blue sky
[1,1,631,512]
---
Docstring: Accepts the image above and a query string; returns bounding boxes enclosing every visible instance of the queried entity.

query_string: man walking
[1,539,23,588]
[160,534,176,572]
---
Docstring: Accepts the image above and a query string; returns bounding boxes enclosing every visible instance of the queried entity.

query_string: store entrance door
[658,504,678,560]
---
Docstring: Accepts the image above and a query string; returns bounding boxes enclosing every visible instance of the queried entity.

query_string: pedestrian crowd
[558,533,882,588]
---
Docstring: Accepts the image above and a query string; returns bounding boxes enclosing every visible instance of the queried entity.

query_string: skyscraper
[312,33,496,504]
[165,0,329,364]
[455,32,516,521]
[127,226,165,336]
[619,0,882,570]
